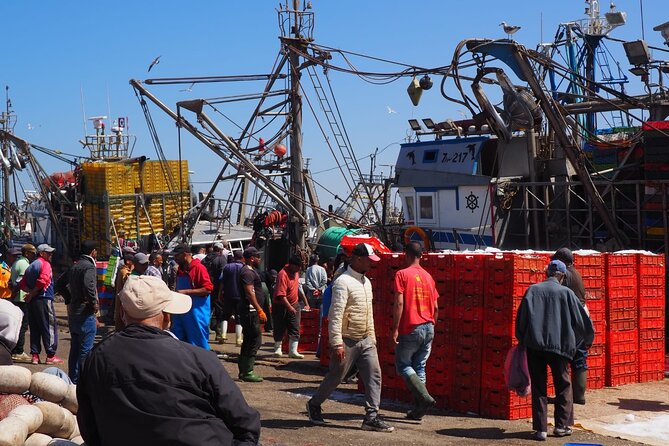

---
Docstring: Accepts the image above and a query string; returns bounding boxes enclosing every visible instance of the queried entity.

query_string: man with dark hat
[515,259,594,441]
[67,240,99,383]
[551,247,590,408]
[237,246,267,382]
[306,243,394,433]
[171,243,214,349]
[272,254,310,358]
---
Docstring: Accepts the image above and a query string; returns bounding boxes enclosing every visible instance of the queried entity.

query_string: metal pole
[287,3,307,251]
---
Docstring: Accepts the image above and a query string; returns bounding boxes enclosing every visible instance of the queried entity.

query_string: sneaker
[31,354,40,365]
[361,416,394,433]
[532,431,547,441]
[288,352,305,359]
[306,401,327,426]
[11,352,32,363]
[553,427,573,437]
[45,355,64,365]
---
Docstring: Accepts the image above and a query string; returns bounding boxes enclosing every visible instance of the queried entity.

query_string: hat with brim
[37,244,55,253]
[120,275,192,319]
[351,243,380,261]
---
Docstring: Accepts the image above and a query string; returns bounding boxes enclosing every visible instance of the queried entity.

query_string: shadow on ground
[437,427,530,440]
[608,398,669,412]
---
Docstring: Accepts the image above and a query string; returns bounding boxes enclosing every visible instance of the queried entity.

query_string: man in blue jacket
[515,259,594,441]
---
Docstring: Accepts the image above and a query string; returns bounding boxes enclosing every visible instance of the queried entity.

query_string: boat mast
[286,0,308,252]
[1,87,12,230]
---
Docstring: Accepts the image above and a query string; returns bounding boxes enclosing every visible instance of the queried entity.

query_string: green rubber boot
[405,374,435,420]
[573,369,587,405]
[239,356,263,382]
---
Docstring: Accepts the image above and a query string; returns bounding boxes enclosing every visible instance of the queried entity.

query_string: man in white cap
[19,243,63,365]
[77,275,260,446]
[306,243,394,433]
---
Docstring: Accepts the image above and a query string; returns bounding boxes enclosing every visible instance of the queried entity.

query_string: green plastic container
[317,227,359,259]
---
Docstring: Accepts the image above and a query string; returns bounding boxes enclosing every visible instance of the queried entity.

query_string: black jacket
[515,277,595,360]
[77,324,260,446]
[564,265,587,305]
[68,255,98,316]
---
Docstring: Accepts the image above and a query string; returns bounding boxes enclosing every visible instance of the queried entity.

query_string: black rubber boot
[573,369,587,405]
[405,374,436,420]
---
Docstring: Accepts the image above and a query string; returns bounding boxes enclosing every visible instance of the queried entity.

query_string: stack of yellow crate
[81,160,191,256]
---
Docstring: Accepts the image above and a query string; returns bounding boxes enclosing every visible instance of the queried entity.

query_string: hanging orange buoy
[274,143,287,157]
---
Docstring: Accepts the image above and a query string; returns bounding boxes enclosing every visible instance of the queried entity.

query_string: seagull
[148,55,161,72]
[500,21,521,39]
[179,82,195,92]
[387,106,397,114]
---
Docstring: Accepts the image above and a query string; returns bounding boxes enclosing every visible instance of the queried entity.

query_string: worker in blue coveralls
[170,243,213,349]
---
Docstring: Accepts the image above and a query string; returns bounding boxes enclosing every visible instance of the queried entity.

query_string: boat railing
[85,133,130,160]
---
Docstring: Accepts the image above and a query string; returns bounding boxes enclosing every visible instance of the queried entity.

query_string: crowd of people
[0,238,596,444]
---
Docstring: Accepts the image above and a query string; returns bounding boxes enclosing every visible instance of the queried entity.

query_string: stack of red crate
[573,251,606,389]
[372,253,407,398]
[449,253,488,414]
[423,253,456,408]
[605,253,639,386]
[637,253,666,382]
[480,252,544,419]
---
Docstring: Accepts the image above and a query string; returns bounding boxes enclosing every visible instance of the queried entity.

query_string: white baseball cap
[119,275,191,319]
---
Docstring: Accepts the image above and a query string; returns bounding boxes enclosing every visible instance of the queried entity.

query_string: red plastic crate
[607,253,638,266]
[586,365,605,390]
[451,382,481,414]
[479,387,531,419]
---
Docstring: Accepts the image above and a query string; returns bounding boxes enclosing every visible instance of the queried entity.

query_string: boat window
[422,149,438,163]
[405,195,415,221]
[418,194,434,220]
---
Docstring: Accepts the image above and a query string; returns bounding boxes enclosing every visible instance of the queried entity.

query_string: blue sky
[1,0,667,210]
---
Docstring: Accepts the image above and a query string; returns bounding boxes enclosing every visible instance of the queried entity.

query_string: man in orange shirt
[272,254,310,358]
[391,241,438,421]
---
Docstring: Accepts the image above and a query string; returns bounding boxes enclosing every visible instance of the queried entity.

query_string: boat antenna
[639,0,646,40]
[80,85,87,138]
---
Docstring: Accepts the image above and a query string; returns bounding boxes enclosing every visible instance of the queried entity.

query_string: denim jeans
[68,312,97,384]
[395,322,434,382]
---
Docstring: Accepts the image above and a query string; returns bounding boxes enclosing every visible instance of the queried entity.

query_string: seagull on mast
[500,21,521,39]
[148,55,161,72]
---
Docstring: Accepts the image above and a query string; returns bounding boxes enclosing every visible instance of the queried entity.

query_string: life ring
[404,226,431,250]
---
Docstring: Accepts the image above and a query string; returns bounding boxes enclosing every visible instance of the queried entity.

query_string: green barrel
[317,227,359,259]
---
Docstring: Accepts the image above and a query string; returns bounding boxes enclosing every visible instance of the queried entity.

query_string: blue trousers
[68,312,97,384]
[28,298,58,357]
[171,295,211,350]
[395,322,434,383]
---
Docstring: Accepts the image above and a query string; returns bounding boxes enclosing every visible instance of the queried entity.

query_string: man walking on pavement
[515,259,594,441]
[237,247,268,382]
[551,247,589,405]
[272,254,310,358]
[306,243,394,433]
[218,250,245,345]
[391,241,438,421]
[20,243,63,365]
[10,244,36,363]
[67,240,100,384]
[171,243,214,349]
[204,242,227,342]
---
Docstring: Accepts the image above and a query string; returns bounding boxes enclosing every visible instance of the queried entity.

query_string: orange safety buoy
[404,226,431,250]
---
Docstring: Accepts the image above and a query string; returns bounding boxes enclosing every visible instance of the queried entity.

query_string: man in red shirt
[171,243,214,349]
[272,254,310,358]
[391,241,438,421]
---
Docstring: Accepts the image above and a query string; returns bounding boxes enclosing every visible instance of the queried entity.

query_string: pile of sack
[0,366,83,446]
